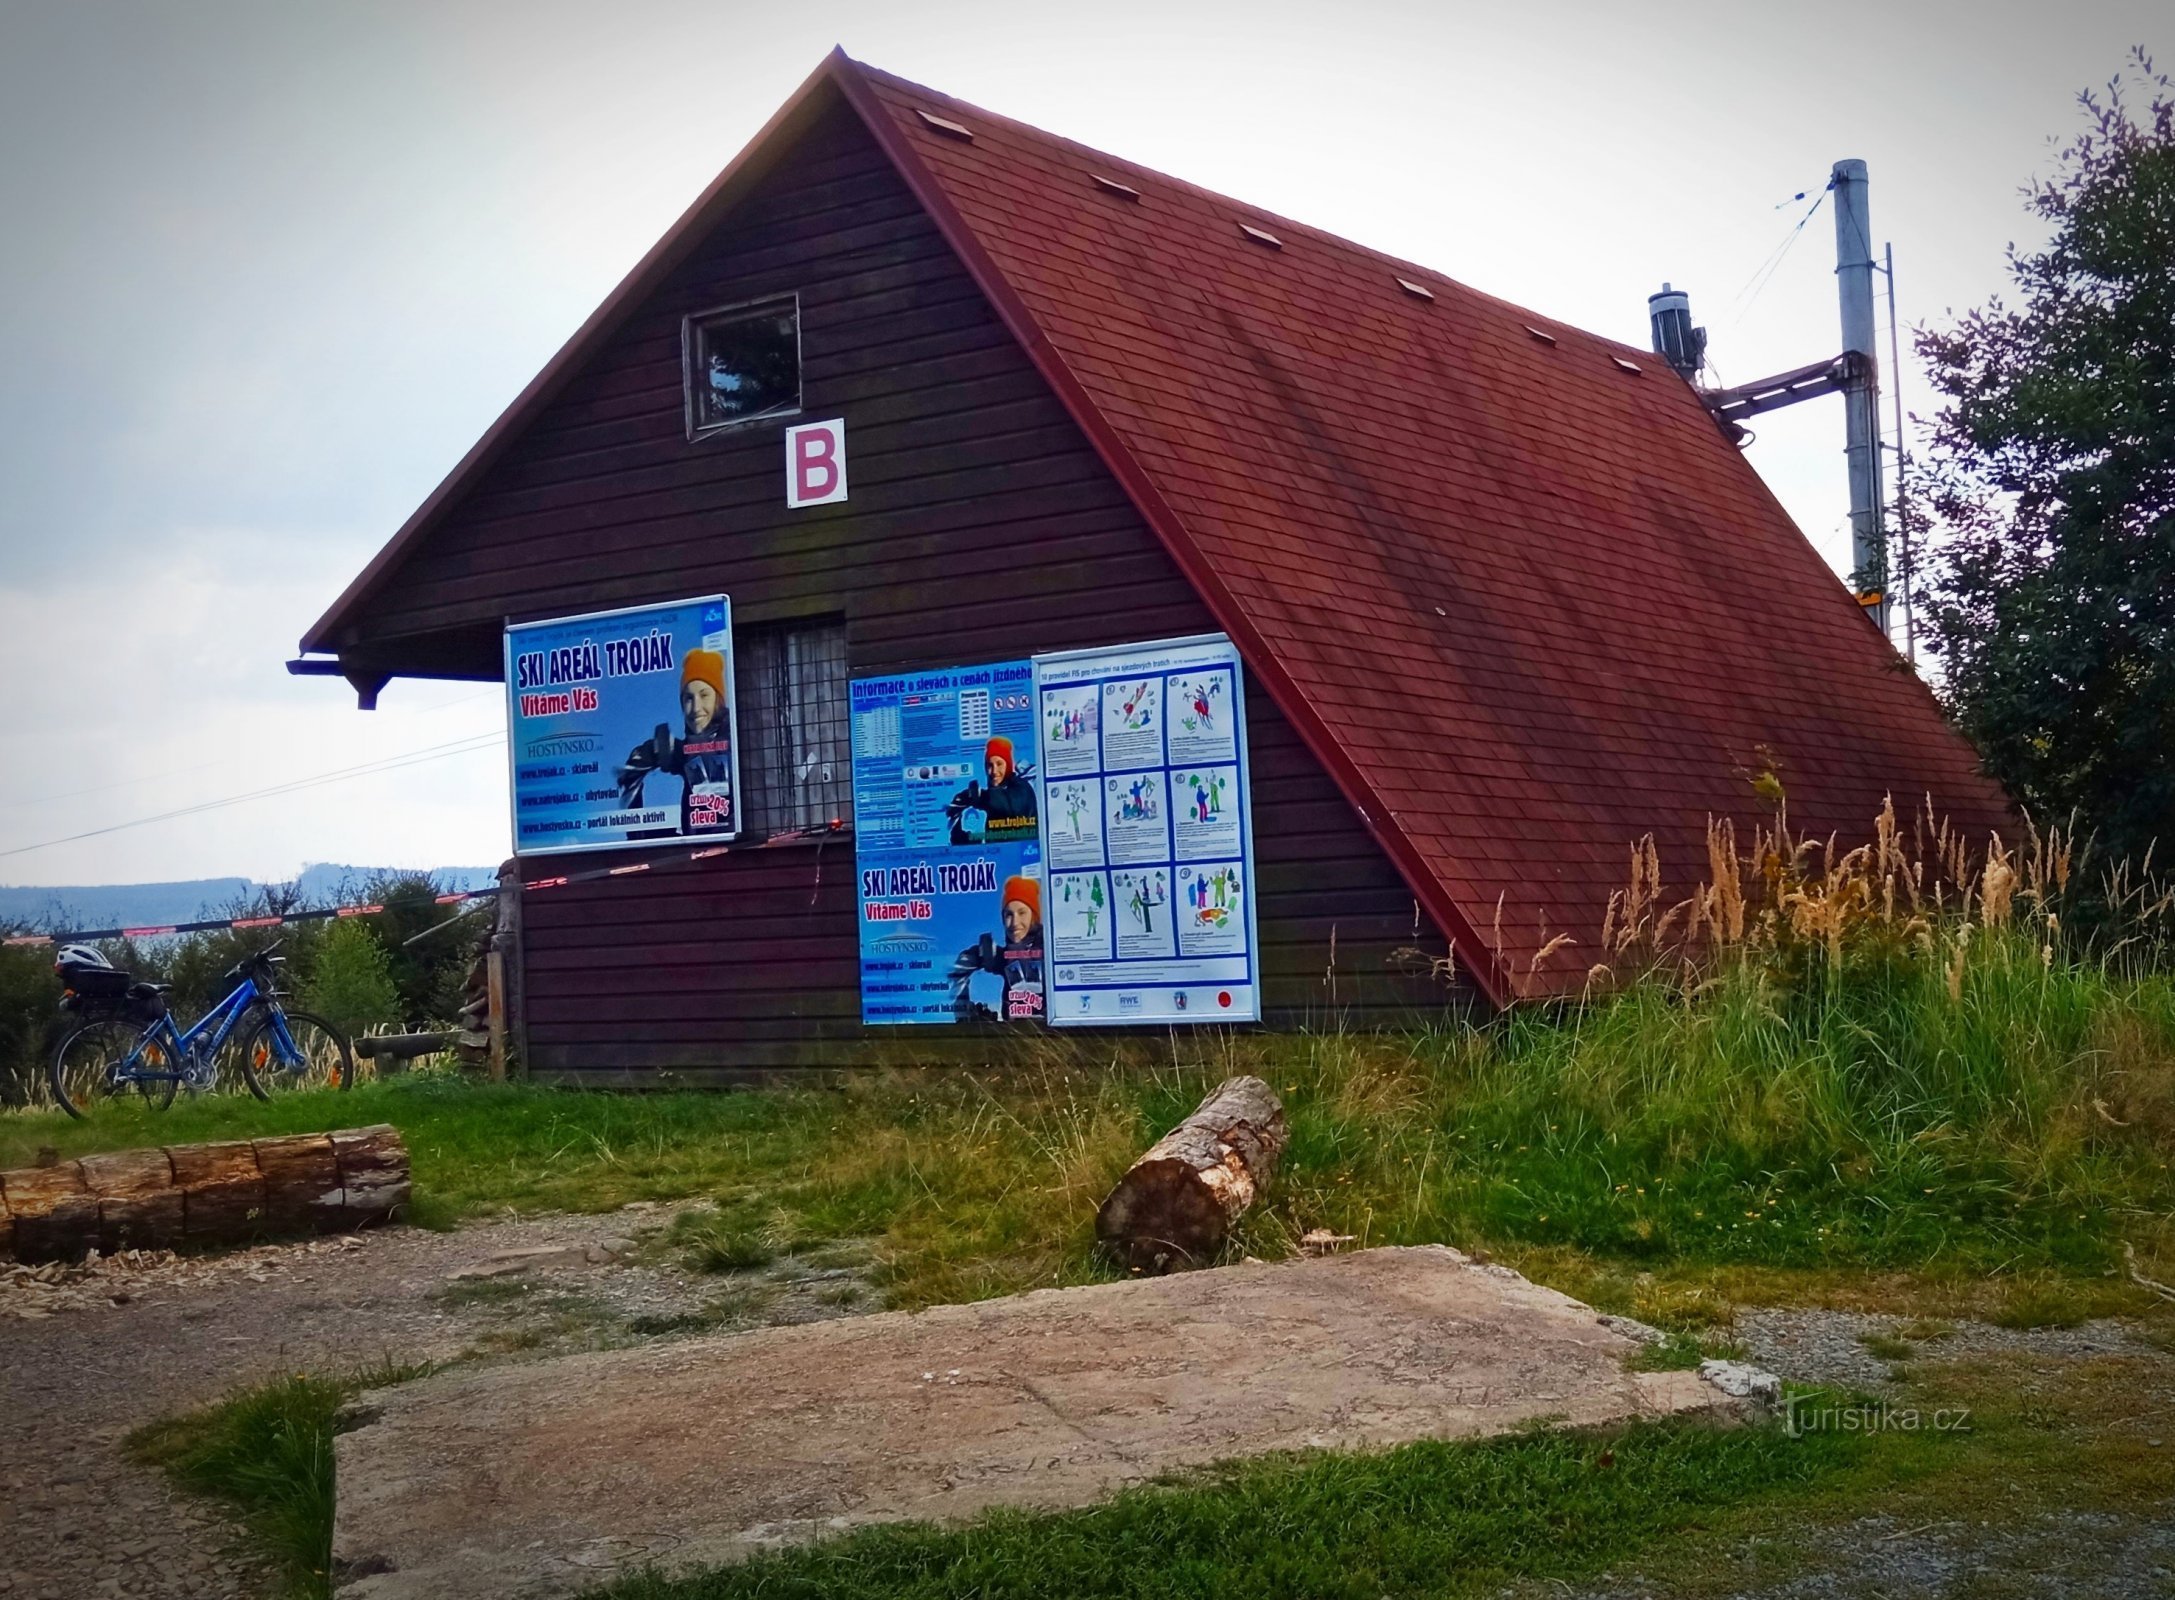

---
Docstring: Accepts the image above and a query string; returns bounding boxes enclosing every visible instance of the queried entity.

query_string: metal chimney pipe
[1647,282,1706,382]
[1832,159,1886,630]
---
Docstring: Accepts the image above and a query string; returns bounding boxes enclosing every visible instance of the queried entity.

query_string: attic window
[1612,356,1644,374]
[917,109,974,140]
[683,295,801,438]
[1396,277,1435,300]
[1091,173,1141,201]
[1238,222,1283,249]
[1524,325,1558,345]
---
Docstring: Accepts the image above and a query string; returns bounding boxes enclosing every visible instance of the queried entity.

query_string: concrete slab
[333,1246,1746,1599]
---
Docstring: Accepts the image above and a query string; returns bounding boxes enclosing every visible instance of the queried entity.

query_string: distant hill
[0,864,501,934]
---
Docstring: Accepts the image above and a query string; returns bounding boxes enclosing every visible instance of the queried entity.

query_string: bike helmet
[54,944,113,971]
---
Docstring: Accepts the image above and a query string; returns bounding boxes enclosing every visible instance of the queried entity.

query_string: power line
[0,688,503,815]
[0,732,506,860]
[1726,179,1831,329]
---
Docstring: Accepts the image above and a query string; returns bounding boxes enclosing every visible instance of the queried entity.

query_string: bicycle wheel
[50,1018,179,1119]
[237,1010,356,1097]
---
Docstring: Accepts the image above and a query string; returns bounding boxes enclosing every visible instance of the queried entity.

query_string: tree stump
[1096,1076,1287,1273]
[0,1124,410,1263]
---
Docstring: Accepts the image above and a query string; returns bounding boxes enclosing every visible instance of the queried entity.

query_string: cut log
[172,1138,269,1240]
[79,1146,183,1253]
[3,1163,98,1262]
[353,1032,452,1070]
[1095,1076,1287,1273]
[252,1134,344,1234]
[0,1126,409,1263]
[330,1124,412,1223]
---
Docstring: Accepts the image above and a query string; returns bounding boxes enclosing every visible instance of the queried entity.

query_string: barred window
[736,619,850,836]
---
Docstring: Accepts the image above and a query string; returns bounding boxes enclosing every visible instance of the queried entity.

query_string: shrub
[0,938,61,1105]
[304,919,400,1036]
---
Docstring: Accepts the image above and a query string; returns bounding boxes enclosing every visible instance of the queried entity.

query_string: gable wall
[344,95,1468,1078]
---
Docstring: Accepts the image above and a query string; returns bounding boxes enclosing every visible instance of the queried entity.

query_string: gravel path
[0,1208,865,1600]
[1567,1508,2175,1600]
[4,1222,2168,1600]
[1566,1308,2175,1599]
[1733,1306,2150,1393]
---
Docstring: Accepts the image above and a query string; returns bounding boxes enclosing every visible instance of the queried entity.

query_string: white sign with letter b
[785,418,848,508]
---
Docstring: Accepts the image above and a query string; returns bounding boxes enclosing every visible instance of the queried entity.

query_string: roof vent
[1396,278,1435,301]
[916,109,974,141]
[1238,222,1283,249]
[1091,174,1141,201]
[1612,356,1644,374]
[1524,326,1558,346]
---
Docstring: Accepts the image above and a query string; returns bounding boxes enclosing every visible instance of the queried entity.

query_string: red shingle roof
[309,50,2014,1004]
[829,59,2011,1001]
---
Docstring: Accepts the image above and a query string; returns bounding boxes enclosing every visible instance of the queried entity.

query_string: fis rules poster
[850,661,1042,1025]
[1034,633,1259,1026]
[504,596,739,855]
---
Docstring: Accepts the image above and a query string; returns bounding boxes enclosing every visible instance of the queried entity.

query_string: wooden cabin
[299,51,2009,1083]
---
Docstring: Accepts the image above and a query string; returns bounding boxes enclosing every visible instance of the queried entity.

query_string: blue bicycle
[49,941,354,1118]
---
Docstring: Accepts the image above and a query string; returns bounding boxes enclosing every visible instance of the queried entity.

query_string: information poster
[850,661,1043,1025]
[504,596,739,855]
[1033,634,1258,1025]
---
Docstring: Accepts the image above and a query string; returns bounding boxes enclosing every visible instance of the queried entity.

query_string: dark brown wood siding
[340,96,1468,1081]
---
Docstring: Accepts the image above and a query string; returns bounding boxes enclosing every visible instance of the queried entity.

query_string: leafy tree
[358,871,486,1023]
[1911,50,2175,867]
[137,882,326,1021]
[305,917,401,1036]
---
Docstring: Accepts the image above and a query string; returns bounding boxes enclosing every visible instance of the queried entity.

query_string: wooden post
[495,859,529,1081]
[486,949,508,1083]
[1095,1076,1288,1273]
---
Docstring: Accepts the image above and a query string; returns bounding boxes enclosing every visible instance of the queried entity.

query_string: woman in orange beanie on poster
[615,648,736,834]
[946,871,1045,1023]
[946,733,1038,844]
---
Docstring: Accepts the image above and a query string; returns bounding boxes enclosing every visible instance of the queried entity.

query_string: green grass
[1625,1329,1743,1371]
[95,915,2175,1600]
[9,924,2173,1315]
[128,1362,429,1600]
[670,1216,780,1274]
[591,1419,1870,1600]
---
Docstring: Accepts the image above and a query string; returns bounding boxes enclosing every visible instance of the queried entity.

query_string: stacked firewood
[453,916,495,1067]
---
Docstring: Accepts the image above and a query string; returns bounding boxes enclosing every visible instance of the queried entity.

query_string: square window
[684,297,801,436]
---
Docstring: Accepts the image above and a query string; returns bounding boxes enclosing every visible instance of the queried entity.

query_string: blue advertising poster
[1034,633,1259,1026]
[504,596,739,856]
[850,661,1042,1025]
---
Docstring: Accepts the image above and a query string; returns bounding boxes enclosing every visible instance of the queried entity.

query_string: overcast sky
[0,0,2161,890]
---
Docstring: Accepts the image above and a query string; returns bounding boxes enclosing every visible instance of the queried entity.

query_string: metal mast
[1831,158,1887,633]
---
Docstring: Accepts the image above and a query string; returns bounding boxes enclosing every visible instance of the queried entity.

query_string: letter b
[786,419,848,508]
